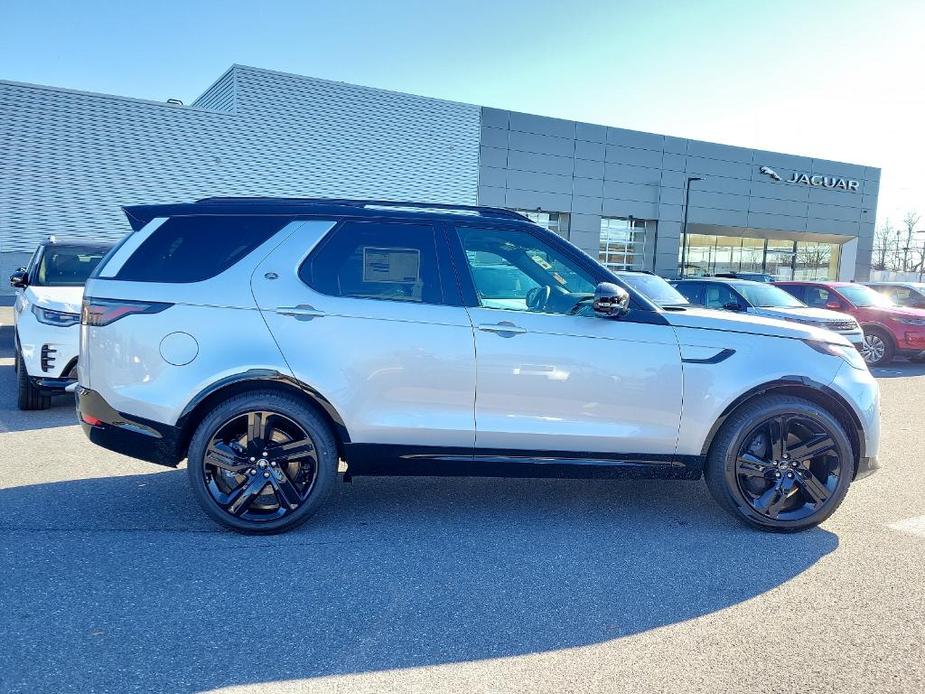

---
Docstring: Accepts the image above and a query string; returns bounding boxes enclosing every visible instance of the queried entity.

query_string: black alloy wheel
[188,392,337,533]
[204,411,318,522]
[733,414,842,522]
[705,395,853,532]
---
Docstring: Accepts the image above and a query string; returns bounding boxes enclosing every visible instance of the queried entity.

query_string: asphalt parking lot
[1,315,923,694]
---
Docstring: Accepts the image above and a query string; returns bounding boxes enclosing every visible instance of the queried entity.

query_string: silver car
[77,198,880,534]
[672,278,865,348]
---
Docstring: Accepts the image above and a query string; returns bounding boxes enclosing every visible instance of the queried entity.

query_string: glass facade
[679,234,841,281]
[598,217,654,271]
[513,210,570,238]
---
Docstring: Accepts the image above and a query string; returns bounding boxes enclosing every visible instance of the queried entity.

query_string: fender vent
[40,345,57,373]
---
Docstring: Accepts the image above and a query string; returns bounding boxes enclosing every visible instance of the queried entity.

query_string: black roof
[122,197,532,231]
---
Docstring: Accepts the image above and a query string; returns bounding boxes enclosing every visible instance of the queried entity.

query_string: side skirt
[343,444,703,480]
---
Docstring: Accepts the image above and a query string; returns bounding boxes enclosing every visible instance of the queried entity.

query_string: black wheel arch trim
[699,375,866,473]
[175,369,351,455]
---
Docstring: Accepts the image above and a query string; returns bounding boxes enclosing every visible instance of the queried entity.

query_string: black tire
[704,395,853,532]
[860,326,894,367]
[16,351,51,410]
[187,390,338,534]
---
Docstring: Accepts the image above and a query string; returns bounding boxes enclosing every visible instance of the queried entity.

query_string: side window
[116,216,288,283]
[301,220,443,304]
[891,287,912,305]
[803,286,831,308]
[674,282,702,305]
[781,284,805,302]
[456,226,597,315]
[702,284,737,310]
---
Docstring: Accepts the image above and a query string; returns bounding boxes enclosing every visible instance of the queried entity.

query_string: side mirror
[593,282,630,318]
[9,270,28,289]
[722,301,744,312]
[825,300,843,311]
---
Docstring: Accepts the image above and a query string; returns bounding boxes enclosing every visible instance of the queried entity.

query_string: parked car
[713,272,776,283]
[864,282,925,309]
[78,197,879,534]
[9,237,114,409]
[613,270,689,308]
[776,281,925,366]
[671,278,864,348]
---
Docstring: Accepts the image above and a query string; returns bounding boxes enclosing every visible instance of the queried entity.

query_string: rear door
[251,218,476,449]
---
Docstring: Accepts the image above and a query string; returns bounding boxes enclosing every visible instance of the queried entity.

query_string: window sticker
[363,247,421,283]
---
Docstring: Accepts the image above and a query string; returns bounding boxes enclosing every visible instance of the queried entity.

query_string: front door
[452,224,683,457]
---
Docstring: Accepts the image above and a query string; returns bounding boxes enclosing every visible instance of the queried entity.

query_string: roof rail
[193,196,530,221]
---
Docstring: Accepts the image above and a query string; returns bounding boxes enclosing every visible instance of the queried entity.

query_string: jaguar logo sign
[759,166,860,192]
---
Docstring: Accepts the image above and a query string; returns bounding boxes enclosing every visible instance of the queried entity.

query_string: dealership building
[0,64,879,292]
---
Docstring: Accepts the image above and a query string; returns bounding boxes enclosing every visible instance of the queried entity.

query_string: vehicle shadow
[0,470,839,693]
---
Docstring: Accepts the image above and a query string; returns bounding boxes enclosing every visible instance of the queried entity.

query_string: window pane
[117,216,286,283]
[511,210,571,239]
[35,245,110,286]
[302,221,443,304]
[599,216,652,271]
[457,226,596,314]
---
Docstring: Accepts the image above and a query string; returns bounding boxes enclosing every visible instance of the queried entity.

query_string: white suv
[77,198,880,534]
[10,238,113,409]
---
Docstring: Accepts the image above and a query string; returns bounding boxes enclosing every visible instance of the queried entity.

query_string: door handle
[276,305,325,320]
[477,322,527,336]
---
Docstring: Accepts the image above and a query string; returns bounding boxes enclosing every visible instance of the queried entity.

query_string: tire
[860,326,894,366]
[187,390,338,534]
[704,395,853,532]
[16,351,51,410]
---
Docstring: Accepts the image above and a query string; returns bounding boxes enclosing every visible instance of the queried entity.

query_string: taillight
[81,297,172,326]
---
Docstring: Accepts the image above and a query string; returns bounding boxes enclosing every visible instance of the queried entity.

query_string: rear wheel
[705,395,853,532]
[860,327,894,366]
[16,351,51,410]
[187,391,338,534]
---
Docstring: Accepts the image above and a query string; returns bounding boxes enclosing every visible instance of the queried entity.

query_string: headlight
[803,339,867,371]
[897,317,925,326]
[32,304,80,327]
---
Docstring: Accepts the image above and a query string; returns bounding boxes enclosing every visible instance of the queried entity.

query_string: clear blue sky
[2,0,923,225]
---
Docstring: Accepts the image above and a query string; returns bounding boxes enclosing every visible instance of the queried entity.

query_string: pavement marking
[888,515,925,538]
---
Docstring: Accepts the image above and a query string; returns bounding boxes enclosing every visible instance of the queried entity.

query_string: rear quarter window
[115,216,288,283]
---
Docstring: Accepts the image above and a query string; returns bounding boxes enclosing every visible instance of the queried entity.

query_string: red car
[775,281,925,366]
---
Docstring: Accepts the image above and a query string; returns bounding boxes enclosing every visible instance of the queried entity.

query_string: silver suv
[78,198,880,534]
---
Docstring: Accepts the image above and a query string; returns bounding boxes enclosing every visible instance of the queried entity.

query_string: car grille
[827,321,858,332]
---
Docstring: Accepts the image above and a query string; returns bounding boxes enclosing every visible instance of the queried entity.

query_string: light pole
[679,176,702,278]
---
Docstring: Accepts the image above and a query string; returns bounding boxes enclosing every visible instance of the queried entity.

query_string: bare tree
[872,219,894,271]
[900,211,922,272]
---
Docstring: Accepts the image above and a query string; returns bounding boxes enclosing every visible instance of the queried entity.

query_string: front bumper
[16,309,80,379]
[29,375,77,394]
[77,387,182,467]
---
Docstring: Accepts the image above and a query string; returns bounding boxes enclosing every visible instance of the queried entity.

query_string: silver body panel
[80,220,880,471]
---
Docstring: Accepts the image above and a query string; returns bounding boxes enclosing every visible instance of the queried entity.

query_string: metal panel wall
[0,65,480,281]
[478,107,879,279]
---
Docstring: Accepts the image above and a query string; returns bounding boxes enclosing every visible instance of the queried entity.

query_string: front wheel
[860,327,894,366]
[16,351,51,410]
[704,395,853,532]
[187,391,338,534]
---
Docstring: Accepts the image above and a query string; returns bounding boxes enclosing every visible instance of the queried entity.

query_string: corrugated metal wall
[0,65,480,259]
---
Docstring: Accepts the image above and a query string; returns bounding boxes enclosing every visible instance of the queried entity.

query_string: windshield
[617,273,688,306]
[838,284,896,308]
[735,282,805,308]
[34,245,111,287]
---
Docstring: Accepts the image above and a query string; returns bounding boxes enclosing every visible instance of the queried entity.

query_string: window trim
[297,218,458,307]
